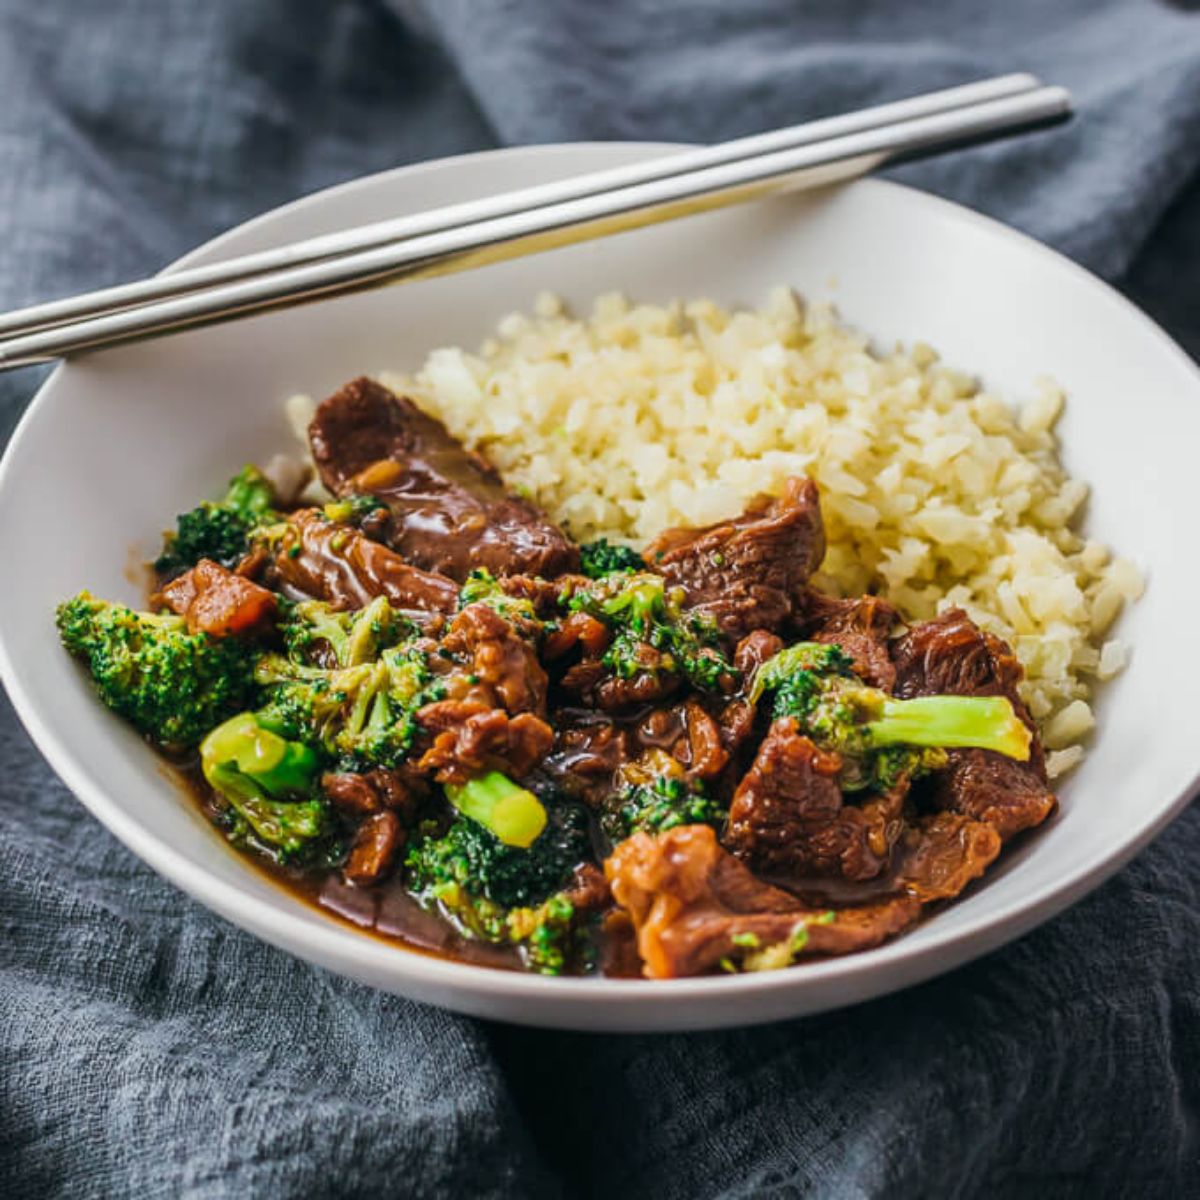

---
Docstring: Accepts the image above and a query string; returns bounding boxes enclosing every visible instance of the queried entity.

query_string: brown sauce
[169,761,527,971]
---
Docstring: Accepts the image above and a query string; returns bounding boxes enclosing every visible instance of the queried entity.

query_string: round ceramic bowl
[0,145,1196,1031]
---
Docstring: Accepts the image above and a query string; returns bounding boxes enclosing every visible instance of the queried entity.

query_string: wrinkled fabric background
[2,1,1198,1196]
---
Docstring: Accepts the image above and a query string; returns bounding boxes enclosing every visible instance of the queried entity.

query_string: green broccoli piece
[200,712,328,857]
[56,592,259,747]
[155,465,277,577]
[750,641,1033,790]
[254,638,445,770]
[280,596,415,668]
[601,774,727,842]
[457,569,542,625]
[404,801,592,975]
[507,894,579,975]
[444,770,548,848]
[408,801,589,909]
[570,571,732,692]
[579,539,645,579]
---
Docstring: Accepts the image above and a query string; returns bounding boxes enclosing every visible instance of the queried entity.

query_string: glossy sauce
[171,761,527,971]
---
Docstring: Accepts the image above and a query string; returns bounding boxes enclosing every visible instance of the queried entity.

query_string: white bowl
[1,144,1197,1032]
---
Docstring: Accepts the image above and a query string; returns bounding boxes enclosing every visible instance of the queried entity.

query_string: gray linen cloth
[2,1,1198,1195]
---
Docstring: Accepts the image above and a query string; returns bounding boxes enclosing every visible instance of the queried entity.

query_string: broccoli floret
[404,801,592,974]
[579,539,645,579]
[506,894,579,975]
[280,596,415,668]
[601,774,727,842]
[155,465,277,577]
[750,640,1033,790]
[570,572,733,692]
[56,592,259,747]
[200,712,329,859]
[409,801,589,908]
[457,569,542,626]
[255,638,445,770]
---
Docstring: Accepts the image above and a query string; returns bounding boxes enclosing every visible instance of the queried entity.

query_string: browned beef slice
[322,768,425,817]
[542,720,632,806]
[733,630,784,677]
[308,377,580,581]
[890,608,1056,840]
[559,643,683,712]
[892,607,1029,711]
[725,719,903,881]
[267,508,459,614]
[439,602,548,716]
[896,811,1001,903]
[344,811,403,886]
[929,751,1057,841]
[562,862,612,912]
[605,824,919,978]
[797,590,899,690]
[415,700,554,784]
[645,476,826,640]
[676,698,730,779]
[619,700,730,781]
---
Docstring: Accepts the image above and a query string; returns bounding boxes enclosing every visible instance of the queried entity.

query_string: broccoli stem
[205,763,326,849]
[200,713,325,853]
[868,695,1031,761]
[444,771,548,848]
[202,712,320,796]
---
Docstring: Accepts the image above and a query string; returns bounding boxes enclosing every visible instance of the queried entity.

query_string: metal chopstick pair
[0,75,1070,370]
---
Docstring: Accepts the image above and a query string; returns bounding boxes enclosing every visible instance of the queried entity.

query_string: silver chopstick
[0,84,1070,370]
[0,74,1042,341]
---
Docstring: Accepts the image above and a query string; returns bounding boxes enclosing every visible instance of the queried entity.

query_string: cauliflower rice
[299,288,1142,777]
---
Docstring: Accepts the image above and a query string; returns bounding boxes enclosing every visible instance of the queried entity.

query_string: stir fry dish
[57,377,1057,979]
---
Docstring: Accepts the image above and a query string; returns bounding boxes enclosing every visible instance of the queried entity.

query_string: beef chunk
[725,719,905,882]
[733,629,784,677]
[561,862,612,912]
[344,810,403,886]
[928,750,1057,841]
[645,476,826,640]
[440,602,548,715]
[605,825,919,978]
[891,609,1056,840]
[893,607,1029,715]
[622,699,730,780]
[267,508,459,615]
[321,768,426,818]
[559,642,683,712]
[676,698,730,779]
[896,811,1001,903]
[308,377,579,581]
[715,698,758,758]
[542,719,632,806]
[797,590,899,690]
[156,558,277,636]
[415,700,554,784]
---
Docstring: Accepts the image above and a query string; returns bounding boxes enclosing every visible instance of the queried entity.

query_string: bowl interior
[1,145,1196,1031]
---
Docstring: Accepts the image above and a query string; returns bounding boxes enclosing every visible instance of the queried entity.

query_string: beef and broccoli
[56,376,1057,978]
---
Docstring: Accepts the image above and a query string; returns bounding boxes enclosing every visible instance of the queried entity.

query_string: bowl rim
[2,142,1198,1017]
